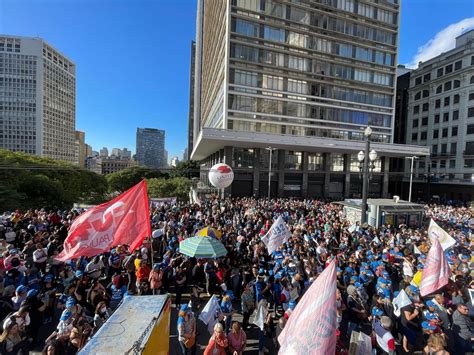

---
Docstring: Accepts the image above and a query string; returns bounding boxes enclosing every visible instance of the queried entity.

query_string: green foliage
[106,166,164,193]
[0,149,108,212]
[147,177,191,201]
[169,160,200,179]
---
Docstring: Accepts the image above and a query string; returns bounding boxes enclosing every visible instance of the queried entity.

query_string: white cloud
[406,17,474,68]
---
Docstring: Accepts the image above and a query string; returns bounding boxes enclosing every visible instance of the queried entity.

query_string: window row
[435,79,461,94]
[228,93,392,127]
[231,43,393,86]
[234,19,395,66]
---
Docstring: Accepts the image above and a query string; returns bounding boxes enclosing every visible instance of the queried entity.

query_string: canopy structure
[179,236,227,258]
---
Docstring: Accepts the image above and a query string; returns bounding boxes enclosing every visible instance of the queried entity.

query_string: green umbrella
[179,236,228,258]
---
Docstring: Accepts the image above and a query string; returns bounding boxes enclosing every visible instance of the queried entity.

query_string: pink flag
[419,238,451,297]
[56,180,151,261]
[278,259,337,355]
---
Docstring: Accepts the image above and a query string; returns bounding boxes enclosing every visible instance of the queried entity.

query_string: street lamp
[359,127,377,224]
[405,156,418,202]
[265,147,277,200]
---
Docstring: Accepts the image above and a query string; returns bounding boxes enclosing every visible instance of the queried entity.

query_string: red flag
[420,238,451,297]
[278,259,337,355]
[56,180,151,261]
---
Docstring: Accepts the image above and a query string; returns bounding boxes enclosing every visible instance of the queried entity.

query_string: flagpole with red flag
[56,179,151,261]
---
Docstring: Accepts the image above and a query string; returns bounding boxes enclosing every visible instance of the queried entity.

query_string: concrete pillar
[344,154,351,198]
[302,152,309,197]
[277,149,285,197]
[253,148,260,197]
[323,153,331,197]
[383,157,390,198]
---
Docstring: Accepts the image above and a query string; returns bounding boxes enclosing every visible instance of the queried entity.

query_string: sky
[0,0,473,161]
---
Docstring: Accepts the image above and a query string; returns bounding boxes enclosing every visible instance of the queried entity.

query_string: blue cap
[153,263,161,269]
[393,291,400,297]
[382,271,390,278]
[180,304,188,312]
[354,282,363,288]
[419,254,426,259]
[372,307,383,317]
[27,289,38,298]
[111,248,116,254]
[66,297,77,308]
[345,267,354,273]
[9,248,18,254]
[426,300,436,308]
[409,285,419,293]
[421,321,436,331]
[350,276,358,282]
[288,300,297,309]
[44,274,54,282]
[16,285,27,293]
[75,270,84,278]
[60,310,73,321]
[226,290,235,300]
[336,267,342,273]
[417,263,424,269]
[425,312,438,320]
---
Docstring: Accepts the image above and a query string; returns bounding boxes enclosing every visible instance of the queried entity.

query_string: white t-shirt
[403,260,414,277]
[33,248,48,263]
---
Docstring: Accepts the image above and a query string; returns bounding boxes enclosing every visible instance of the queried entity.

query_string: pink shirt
[228,329,247,354]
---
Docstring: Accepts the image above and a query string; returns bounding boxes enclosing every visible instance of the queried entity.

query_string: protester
[203,322,227,355]
[227,321,246,355]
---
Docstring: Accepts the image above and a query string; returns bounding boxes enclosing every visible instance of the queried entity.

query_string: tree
[147,177,191,201]
[170,160,200,179]
[0,149,108,212]
[106,166,164,193]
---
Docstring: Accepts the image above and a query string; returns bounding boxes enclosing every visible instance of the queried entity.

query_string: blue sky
[0,0,473,161]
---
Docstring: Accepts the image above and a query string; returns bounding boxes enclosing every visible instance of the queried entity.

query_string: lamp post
[405,156,418,202]
[265,147,277,200]
[357,126,377,224]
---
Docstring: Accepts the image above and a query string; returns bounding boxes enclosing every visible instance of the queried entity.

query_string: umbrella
[195,227,222,239]
[179,236,227,258]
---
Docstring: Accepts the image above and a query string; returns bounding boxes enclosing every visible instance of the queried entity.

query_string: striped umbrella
[195,227,222,239]
[179,236,227,258]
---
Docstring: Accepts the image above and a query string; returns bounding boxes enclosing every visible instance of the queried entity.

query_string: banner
[198,295,222,334]
[252,300,269,331]
[349,331,372,355]
[428,219,456,251]
[392,289,412,317]
[57,180,150,261]
[262,216,291,254]
[420,238,452,297]
[278,259,337,355]
[150,197,177,208]
[413,245,422,255]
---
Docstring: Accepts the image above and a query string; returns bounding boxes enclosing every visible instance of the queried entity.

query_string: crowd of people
[0,198,472,354]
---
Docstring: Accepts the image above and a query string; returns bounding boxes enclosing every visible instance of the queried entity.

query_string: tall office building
[75,130,86,167]
[191,0,428,198]
[187,41,196,161]
[136,128,165,168]
[0,35,76,162]
[99,147,109,158]
[405,30,474,201]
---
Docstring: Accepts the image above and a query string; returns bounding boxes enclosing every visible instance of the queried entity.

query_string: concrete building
[183,148,189,162]
[75,130,86,167]
[85,156,102,174]
[164,149,169,167]
[136,128,165,168]
[0,35,76,162]
[171,156,179,167]
[122,148,132,160]
[190,0,428,198]
[99,147,108,158]
[101,158,137,175]
[111,148,122,159]
[187,41,196,161]
[85,144,93,158]
[405,30,474,202]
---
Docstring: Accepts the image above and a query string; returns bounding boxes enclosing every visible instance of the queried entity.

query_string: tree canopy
[106,166,165,193]
[0,149,108,212]
[147,177,191,201]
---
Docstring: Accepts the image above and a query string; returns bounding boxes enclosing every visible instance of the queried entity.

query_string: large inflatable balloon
[209,163,234,189]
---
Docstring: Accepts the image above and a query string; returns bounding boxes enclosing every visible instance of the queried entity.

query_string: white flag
[372,236,381,245]
[414,245,422,255]
[252,299,269,331]
[198,295,222,334]
[428,219,456,251]
[420,238,451,297]
[262,216,291,254]
[393,289,412,317]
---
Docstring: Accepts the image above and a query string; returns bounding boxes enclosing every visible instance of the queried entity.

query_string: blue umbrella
[179,236,227,258]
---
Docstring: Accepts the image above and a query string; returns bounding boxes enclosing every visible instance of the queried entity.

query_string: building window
[422,89,429,98]
[435,99,441,108]
[432,145,438,154]
[423,73,431,82]
[453,110,459,120]
[235,18,259,37]
[453,94,460,104]
[330,154,344,172]
[422,117,428,126]
[470,76,474,84]
[414,76,422,86]
[451,142,457,154]
[444,97,450,106]
[465,159,474,168]
[436,85,442,94]
[413,105,419,114]
[449,160,456,168]
[422,103,429,112]
[469,93,474,101]
[412,119,419,128]
[468,107,474,117]
[285,151,302,170]
[414,92,421,100]
[454,60,462,70]
[452,126,458,137]
[443,112,449,122]
[444,81,452,91]
[233,148,254,168]
[264,25,285,43]
[467,124,474,135]
[432,161,438,169]
[442,128,448,138]
[445,64,453,73]
[440,160,446,169]
[433,129,439,139]
[411,132,418,141]
[466,142,474,155]
[453,80,460,89]
[420,131,427,141]
[308,153,323,171]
